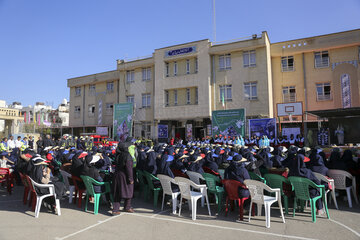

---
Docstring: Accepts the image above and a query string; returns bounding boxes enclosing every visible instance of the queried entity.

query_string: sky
[0,0,359,108]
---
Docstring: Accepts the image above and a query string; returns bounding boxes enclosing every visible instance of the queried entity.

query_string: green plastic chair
[264,173,291,215]
[288,176,330,223]
[202,173,225,213]
[249,171,267,184]
[80,175,113,215]
[136,169,149,200]
[143,171,162,208]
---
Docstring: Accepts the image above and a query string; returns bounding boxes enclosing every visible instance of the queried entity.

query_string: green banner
[212,109,246,137]
[113,103,133,142]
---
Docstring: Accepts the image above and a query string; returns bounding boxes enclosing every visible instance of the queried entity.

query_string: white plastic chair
[328,169,358,208]
[244,179,285,228]
[186,171,206,207]
[29,177,61,218]
[175,177,211,220]
[60,170,76,204]
[313,172,338,209]
[157,174,181,214]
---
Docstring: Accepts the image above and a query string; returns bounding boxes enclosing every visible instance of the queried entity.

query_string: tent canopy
[306,107,360,118]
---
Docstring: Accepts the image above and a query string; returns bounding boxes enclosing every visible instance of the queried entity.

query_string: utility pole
[212,0,216,42]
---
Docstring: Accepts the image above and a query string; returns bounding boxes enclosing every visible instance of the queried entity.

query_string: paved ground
[0,185,359,240]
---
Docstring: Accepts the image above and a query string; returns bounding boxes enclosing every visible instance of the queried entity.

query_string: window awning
[306,107,360,118]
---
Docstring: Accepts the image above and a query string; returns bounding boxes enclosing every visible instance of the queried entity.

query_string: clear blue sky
[0,0,359,107]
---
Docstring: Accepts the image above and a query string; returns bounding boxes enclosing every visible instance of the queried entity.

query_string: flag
[24,112,27,123]
[222,94,225,108]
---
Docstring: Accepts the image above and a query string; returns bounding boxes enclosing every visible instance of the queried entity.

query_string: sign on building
[212,109,246,137]
[165,46,196,57]
[113,103,133,142]
[158,124,168,139]
[249,118,277,138]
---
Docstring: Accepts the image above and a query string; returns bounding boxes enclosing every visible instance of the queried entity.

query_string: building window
[195,57,198,73]
[88,104,95,117]
[142,93,151,108]
[165,63,169,77]
[174,90,178,105]
[314,51,329,68]
[186,60,190,74]
[316,83,331,101]
[75,87,81,97]
[282,86,296,103]
[186,88,190,104]
[89,84,96,95]
[142,67,151,81]
[174,62,177,76]
[244,82,257,100]
[141,121,151,138]
[243,50,256,67]
[281,56,294,72]
[165,90,169,106]
[126,70,135,83]
[106,82,114,93]
[219,54,231,70]
[220,85,232,102]
[195,87,198,104]
[126,95,134,104]
[74,106,81,118]
[105,103,113,115]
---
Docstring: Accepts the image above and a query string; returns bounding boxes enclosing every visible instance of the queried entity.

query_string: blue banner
[249,118,277,138]
[158,124,168,138]
[165,46,196,57]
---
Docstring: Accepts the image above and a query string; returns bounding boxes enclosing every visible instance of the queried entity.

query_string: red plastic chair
[0,168,14,195]
[71,175,86,208]
[222,179,250,221]
[19,172,30,205]
[25,175,37,211]
[203,167,221,178]
[171,169,189,178]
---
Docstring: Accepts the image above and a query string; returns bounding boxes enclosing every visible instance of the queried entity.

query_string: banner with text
[249,118,277,138]
[212,109,246,137]
[158,124,168,139]
[113,103,133,142]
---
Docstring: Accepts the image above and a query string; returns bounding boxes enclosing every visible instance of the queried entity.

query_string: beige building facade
[68,29,360,140]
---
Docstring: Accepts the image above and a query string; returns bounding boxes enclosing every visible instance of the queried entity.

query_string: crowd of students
[0,133,359,217]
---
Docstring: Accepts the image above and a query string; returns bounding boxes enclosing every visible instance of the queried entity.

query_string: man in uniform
[0,137,9,152]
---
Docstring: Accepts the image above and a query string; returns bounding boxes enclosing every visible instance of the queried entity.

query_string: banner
[212,109,246,137]
[186,124,193,139]
[282,127,300,139]
[96,126,108,136]
[113,103,133,142]
[249,118,277,138]
[158,124,168,138]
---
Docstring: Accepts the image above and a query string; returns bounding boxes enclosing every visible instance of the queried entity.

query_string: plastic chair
[186,171,205,185]
[175,177,211,220]
[218,169,225,179]
[288,176,330,223]
[60,170,76,204]
[203,173,225,213]
[25,174,37,211]
[29,177,61,218]
[222,179,250,221]
[171,169,189,178]
[71,175,86,208]
[313,172,338,209]
[244,179,285,228]
[264,173,291,215]
[80,175,112,215]
[0,168,14,195]
[203,166,221,178]
[249,171,267,184]
[136,169,149,200]
[143,171,162,208]
[19,172,30,205]
[157,174,180,214]
[327,169,358,208]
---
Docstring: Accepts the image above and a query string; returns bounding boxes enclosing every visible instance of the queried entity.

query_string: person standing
[7,136,15,150]
[112,138,134,215]
[28,136,34,149]
[36,136,44,154]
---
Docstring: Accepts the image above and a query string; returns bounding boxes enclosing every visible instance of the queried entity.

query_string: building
[68,28,360,142]
[0,100,23,137]
[68,32,273,139]
[271,29,360,144]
